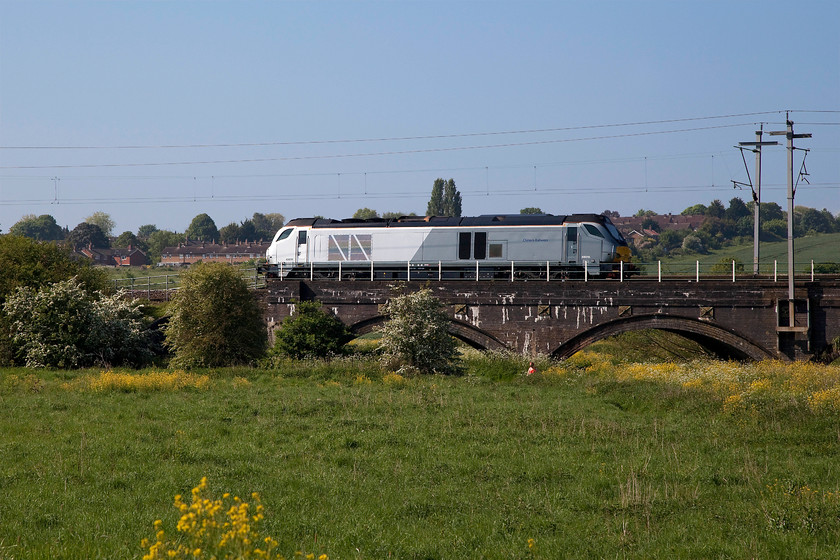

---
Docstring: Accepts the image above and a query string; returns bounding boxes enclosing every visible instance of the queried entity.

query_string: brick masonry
[261,278,840,361]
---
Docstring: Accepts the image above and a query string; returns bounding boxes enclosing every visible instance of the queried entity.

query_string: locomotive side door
[296,229,308,264]
[565,226,578,263]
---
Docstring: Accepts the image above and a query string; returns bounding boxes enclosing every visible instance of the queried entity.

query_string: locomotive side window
[584,224,604,238]
[298,230,308,244]
[458,232,471,260]
[488,243,504,259]
[567,226,577,241]
[474,232,487,260]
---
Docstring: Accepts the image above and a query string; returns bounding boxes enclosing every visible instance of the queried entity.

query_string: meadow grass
[2,358,840,559]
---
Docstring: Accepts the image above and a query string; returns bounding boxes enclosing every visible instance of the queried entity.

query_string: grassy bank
[2,358,840,559]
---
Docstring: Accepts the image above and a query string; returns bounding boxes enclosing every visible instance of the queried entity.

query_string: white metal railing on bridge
[114,268,264,299]
[268,259,839,283]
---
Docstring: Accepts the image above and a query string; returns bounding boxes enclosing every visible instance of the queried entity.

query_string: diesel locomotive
[260,213,632,279]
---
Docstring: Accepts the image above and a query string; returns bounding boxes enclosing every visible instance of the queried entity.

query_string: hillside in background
[655,232,840,273]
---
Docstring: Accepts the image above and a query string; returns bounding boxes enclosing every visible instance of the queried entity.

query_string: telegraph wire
[0,123,755,169]
[2,181,836,207]
[0,150,750,182]
[0,111,786,150]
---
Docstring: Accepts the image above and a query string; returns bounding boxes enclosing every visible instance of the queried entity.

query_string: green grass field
[3,356,840,559]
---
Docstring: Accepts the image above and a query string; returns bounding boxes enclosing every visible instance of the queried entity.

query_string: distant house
[112,246,149,267]
[612,214,706,237]
[159,240,270,266]
[77,244,149,267]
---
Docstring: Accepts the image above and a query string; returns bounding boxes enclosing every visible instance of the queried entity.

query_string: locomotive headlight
[616,246,632,261]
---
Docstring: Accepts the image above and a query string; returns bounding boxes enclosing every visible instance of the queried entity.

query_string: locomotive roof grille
[286,214,613,229]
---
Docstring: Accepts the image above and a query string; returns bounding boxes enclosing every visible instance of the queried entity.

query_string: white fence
[114,268,264,299]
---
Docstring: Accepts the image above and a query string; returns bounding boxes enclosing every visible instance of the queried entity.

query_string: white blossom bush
[377,288,460,374]
[3,278,154,368]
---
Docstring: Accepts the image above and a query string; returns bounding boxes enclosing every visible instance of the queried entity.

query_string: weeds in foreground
[761,479,840,533]
[62,370,211,392]
[141,477,328,560]
[553,352,840,415]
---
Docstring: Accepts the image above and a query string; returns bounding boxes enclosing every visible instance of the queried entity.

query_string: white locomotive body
[261,214,631,279]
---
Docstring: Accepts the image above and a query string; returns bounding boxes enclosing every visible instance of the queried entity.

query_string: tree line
[4,211,285,264]
[0,234,458,374]
[627,197,840,261]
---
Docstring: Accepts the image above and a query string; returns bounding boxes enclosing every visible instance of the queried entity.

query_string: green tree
[735,215,754,237]
[238,220,259,242]
[759,202,785,222]
[353,208,379,219]
[272,301,352,359]
[762,219,787,240]
[378,288,459,375]
[442,179,462,217]
[381,211,416,219]
[137,224,159,238]
[146,230,184,263]
[705,200,725,219]
[219,222,242,244]
[185,213,219,242]
[681,204,707,216]
[725,197,750,222]
[0,236,107,366]
[0,235,108,303]
[427,178,445,215]
[681,234,705,254]
[9,214,64,241]
[67,222,110,249]
[520,207,544,215]
[657,228,687,251]
[634,209,656,217]
[85,211,116,237]
[821,209,838,232]
[799,208,834,235]
[165,262,267,368]
[113,231,146,250]
[3,278,153,368]
[251,213,284,240]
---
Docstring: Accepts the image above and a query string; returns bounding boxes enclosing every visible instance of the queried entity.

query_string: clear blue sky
[1,0,838,235]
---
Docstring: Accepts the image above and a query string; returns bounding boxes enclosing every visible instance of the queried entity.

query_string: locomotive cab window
[275,228,293,242]
[298,230,308,244]
[584,224,604,238]
[566,226,577,241]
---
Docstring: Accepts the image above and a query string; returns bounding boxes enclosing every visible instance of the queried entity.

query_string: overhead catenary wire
[0,123,758,169]
[0,111,790,150]
[1,181,835,207]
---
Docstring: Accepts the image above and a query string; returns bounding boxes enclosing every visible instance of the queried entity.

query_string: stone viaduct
[261,278,840,361]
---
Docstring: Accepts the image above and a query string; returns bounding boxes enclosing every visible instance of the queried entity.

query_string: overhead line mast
[737,124,779,275]
[768,112,811,328]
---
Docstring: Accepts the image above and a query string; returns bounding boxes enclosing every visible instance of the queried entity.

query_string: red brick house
[159,241,270,266]
[77,244,149,267]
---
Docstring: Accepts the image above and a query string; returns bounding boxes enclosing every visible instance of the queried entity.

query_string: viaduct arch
[551,315,775,361]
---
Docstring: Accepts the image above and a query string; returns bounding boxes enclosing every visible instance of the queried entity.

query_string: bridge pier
[261,279,840,362]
